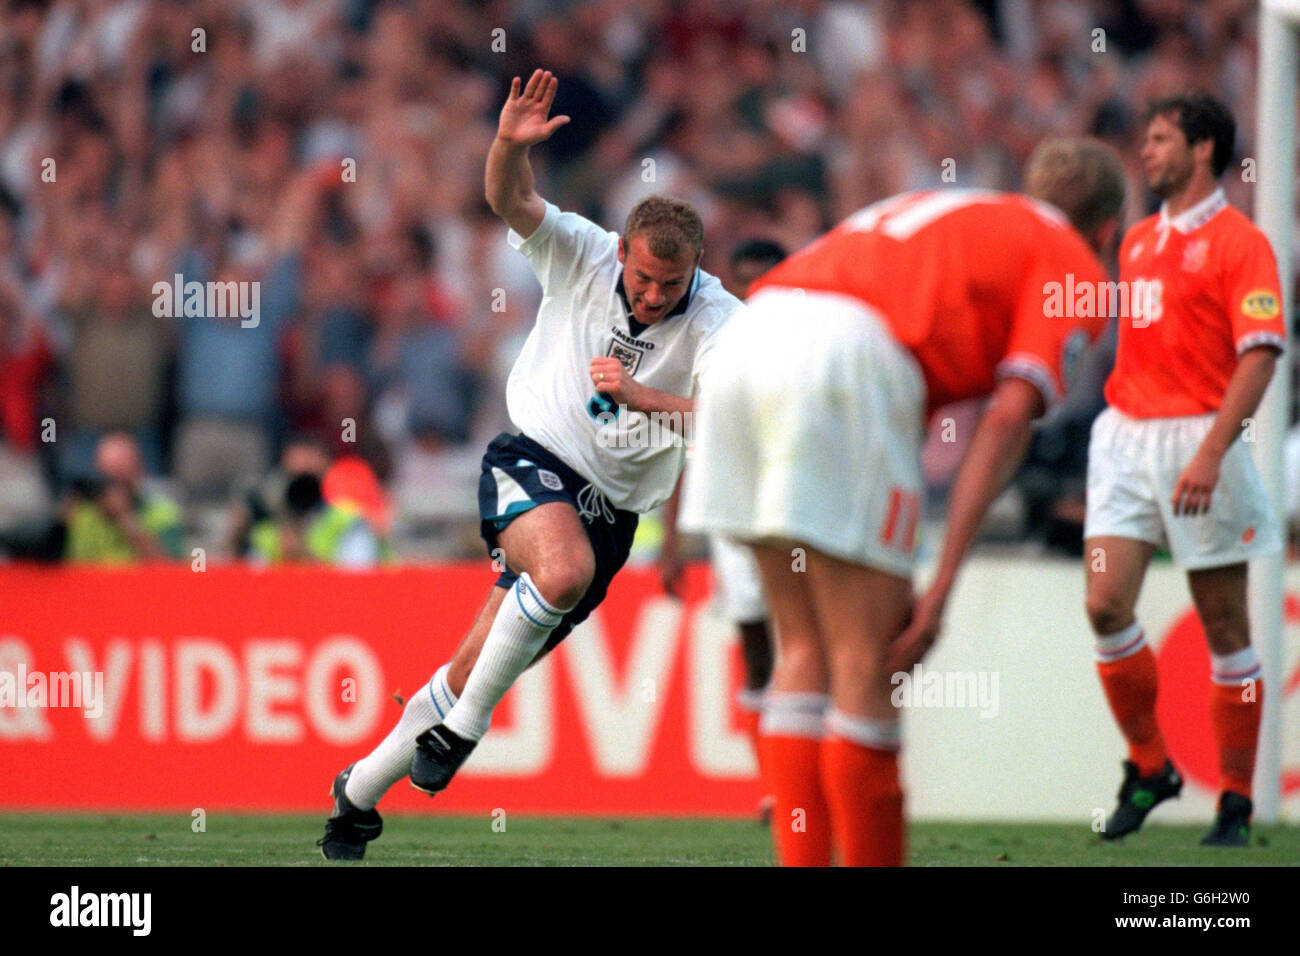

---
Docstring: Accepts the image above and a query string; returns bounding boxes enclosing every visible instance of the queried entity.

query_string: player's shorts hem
[1080,524,1164,547]
[1177,540,1283,571]
[705,519,913,580]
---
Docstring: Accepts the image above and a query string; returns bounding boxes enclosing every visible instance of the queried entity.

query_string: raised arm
[485,69,570,239]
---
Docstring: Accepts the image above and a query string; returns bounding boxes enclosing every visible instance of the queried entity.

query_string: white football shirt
[506,201,740,513]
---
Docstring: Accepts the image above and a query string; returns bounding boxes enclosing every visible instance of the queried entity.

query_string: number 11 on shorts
[880,487,920,553]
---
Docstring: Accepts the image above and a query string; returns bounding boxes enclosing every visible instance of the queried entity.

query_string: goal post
[1252,0,1297,824]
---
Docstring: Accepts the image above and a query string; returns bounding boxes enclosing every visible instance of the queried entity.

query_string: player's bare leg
[1084,535,1180,838]
[410,502,594,794]
[803,546,911,866]
[737,618,775,821]
[1084,536,1155,637]
[446,586,509,696]
[749,540,832,866]
[1188,561,1259,845]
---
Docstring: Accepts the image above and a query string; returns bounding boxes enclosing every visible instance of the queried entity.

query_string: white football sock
[344,663,457,810]
[442,573,568,741]
[1093,620,1145,663]
[1210,646,1261,686]
[736,686,766,715]
[825,707,902,751]
[759,692,828,739]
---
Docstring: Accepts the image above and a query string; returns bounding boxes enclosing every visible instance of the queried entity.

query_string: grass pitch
[1,814,1297,866]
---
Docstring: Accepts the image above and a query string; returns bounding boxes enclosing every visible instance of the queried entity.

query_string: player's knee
[1199,607,1249,653]
[529,560,594,611]
[777,641,828,689]
[829,644,889,692]
[1085,591,1133,636]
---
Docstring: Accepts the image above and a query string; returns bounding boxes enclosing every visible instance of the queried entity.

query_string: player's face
[618,235,699,325]
[1140,114,1195,198]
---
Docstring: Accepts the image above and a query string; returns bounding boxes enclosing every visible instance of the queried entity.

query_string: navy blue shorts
[478,432,639,651]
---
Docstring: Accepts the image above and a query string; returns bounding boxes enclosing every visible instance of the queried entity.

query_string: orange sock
[758,734,831,866]
[1210,679,1262,798]
[821,736,904,867]
[1096,643,1167,776]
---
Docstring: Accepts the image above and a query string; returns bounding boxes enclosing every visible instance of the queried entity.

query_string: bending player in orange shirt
[682,138,1127,865]
[1084,93,1286,847]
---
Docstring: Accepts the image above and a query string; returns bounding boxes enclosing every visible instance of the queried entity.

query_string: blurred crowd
[0,0,1296,565]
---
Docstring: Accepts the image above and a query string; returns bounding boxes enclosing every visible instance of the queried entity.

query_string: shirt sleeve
[507,202,616,294]
[690,302,744,398]
[996,244,1107,414]
[1220,228,1286,355]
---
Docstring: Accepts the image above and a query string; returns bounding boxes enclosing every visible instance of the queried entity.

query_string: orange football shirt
[750,190,1109,415]
[1106,188,1286,418]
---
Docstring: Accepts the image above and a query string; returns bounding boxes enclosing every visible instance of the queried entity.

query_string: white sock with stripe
[344,664,457,810]
[824,708,902,751]
[1093,621,1146,663]
[760,692,829,738]
[442,573,569,742]
[1210,646,1261,686]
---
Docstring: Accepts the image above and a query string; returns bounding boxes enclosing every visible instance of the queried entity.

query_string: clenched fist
[590,357,646,411]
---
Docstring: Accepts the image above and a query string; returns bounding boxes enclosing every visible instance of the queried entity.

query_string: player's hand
[498,69,570,147]
[657,541,685,597]
[1172,450,1221,516]
[887,586,945,673]
[590,356,644,410]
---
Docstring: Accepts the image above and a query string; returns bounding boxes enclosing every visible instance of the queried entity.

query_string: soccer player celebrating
[1085,93,1285,847]
[682,139,1127,866]
[317,70,741,860]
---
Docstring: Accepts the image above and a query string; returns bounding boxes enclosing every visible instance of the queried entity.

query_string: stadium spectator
[56,239,172,485]
[63,431,184,564]
[246,467,385,569]
[0,0,1291,561]
[222,432,331,561]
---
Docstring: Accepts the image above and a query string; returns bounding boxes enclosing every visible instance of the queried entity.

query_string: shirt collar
[1159,187,1227,234]
[616,268,699,334]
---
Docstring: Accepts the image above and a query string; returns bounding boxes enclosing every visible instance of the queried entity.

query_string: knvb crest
[608,340,645,376]
[1181,238,1208,273]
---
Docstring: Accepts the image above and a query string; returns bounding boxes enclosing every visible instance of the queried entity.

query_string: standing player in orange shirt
[681,138,1127,866]
[1085,93,1286,847]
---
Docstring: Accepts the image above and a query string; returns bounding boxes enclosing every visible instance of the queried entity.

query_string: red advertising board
[0,564,763,814]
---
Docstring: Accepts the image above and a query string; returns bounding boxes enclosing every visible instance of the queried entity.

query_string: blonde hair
[624,196,704,260]
[1024,137,1126,237]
